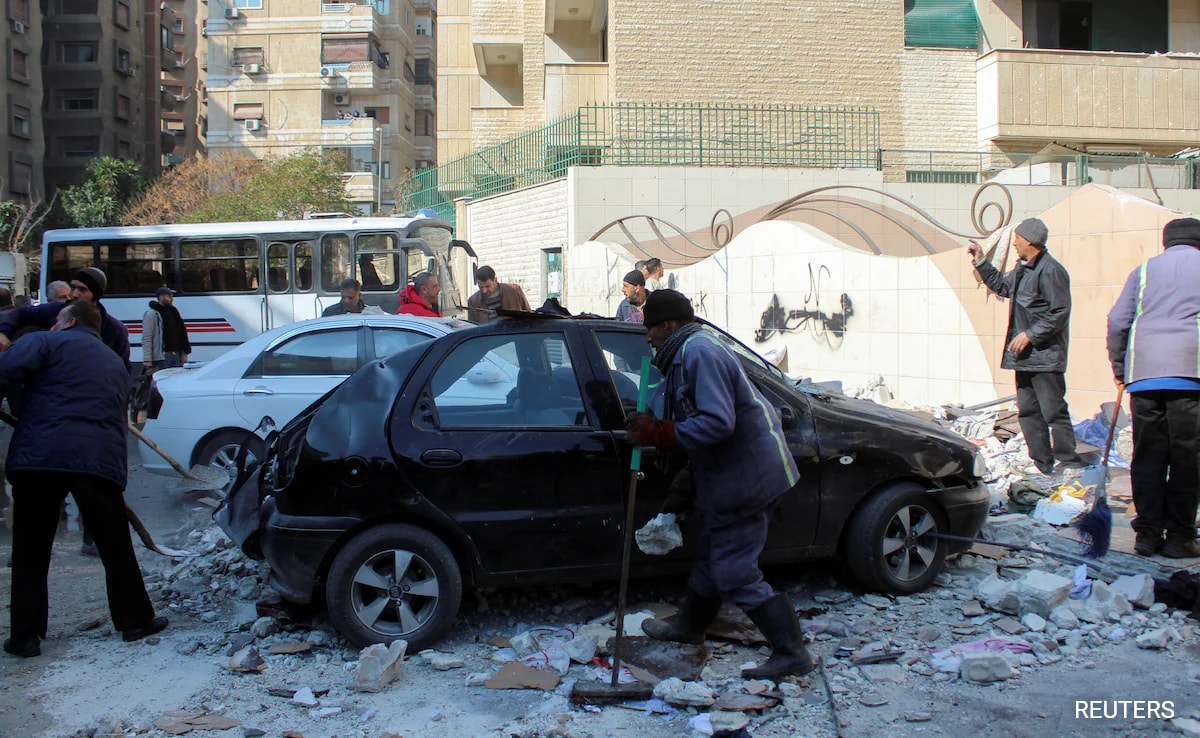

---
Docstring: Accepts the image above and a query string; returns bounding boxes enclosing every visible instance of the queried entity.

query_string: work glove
[626,411,675,453]
[661,467,695,517]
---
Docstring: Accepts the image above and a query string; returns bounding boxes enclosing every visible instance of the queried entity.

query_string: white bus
[40,215,476,363]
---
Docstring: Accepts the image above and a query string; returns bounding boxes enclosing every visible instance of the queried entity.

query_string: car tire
[196,430,263,496]
[326,524,462,650]
[845,482,948,595]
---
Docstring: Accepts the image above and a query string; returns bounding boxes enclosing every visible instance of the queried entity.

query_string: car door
[396,328,626,577]
[233,325,363,428]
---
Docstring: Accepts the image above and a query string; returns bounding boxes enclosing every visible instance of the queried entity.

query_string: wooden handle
[1101,386,1124,468]
[127,422,197,480]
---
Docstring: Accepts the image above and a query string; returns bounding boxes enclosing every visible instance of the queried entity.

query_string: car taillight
[148,384,164,419]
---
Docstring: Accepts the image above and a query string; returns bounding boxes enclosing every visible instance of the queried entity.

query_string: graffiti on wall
[754,264,854,349]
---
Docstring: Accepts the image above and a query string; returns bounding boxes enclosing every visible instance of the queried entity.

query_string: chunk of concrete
[976,574,1019,614]
[1135,629,1170,650]
[419,650,465,671]
[1015,571,1072,618]
[653,677,716,707]
[959,652,1014,683]
[1021,613,1047,633]
[353,640,407,693]
[1109,574,1156,610]
[561,634,598,664]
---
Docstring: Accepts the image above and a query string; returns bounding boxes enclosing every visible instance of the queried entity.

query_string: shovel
[127,422,230,494]
[570,356,656,705]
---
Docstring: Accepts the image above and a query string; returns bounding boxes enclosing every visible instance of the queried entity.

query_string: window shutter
[904,0,978,49]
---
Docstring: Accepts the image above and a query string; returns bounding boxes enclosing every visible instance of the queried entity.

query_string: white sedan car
[139,314,509,482]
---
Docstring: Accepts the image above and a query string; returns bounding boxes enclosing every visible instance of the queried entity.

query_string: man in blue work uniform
[628,289,813,679]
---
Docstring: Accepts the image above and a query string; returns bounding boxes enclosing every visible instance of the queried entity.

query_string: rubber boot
[741,594,815,680]
[642,590,721,645]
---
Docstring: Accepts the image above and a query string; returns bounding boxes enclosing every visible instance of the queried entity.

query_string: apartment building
[203,0,436,214]
[2,0,42,201]
[161,0,205,167]
[438,0,1200,164]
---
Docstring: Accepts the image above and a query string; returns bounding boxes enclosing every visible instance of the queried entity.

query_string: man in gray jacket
[969,218,1081,475]
[1107,217,1200,559]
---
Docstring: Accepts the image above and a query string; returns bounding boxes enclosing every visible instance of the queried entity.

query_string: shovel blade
[175,465,231,493]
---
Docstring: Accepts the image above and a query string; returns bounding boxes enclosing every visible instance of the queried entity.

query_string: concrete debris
[1110,574,1156,609]
[653,677,716,707]
[250,616,280,638]
[229,645,266,673]
[1135,629,1171,650]
[290,687,319,707]
[1014,570,1072,618]
[1021,613,1047,632]
[959,652,1015,683]
[419,649,466,671]
[353,640,407,693]
[634,512,684,555]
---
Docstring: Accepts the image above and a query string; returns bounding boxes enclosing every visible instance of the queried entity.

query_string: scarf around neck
[652,321,703,376]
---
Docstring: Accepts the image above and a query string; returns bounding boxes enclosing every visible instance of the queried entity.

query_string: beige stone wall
[465,179,569,305]
[1170,0,1200,51]
[901,49,979,152]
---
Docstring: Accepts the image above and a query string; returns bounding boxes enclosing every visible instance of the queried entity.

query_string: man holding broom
[1107,217,1200,559]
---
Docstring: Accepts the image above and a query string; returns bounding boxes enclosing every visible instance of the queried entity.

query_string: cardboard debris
[484,661,560,691]
[602,636,711,681]
[153,712,242,735]
[268,642,313,654]
[487,635,511,648]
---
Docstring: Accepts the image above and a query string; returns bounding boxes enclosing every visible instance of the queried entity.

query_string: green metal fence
[410,104,881,225]
[881,149,1199,189]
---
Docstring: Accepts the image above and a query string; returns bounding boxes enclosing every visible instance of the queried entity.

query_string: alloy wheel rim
[350,548,440,637]
[210,444,255,493]
[880,504,939,583]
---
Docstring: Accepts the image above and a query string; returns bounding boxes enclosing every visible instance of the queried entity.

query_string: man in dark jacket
[0,301,167,658]
[396,272,442,317]
[142,287,191,371]
[969,218,1081,475]
[628,289,812,680]
[1107,217,1200,559]
[0,267,131,374]
[467,266,531,323]
[322,278,366,316]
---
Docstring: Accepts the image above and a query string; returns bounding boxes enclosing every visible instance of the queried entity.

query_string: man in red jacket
[396,272,442,317]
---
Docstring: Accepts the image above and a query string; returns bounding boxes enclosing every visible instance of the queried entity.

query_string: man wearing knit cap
[0,266,131,374]
[615,269,648,323]
[968,217,1081,476]
[1107,217,1200,559]
[629,289,813,680]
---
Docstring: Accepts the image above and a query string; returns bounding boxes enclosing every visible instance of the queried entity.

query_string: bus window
[180,238,259,293]
[296,243,313,292]
[48,243,96,284]
[355,233,399,291]
[267,242,290,293]
[321,234,352,292]
[98,242,175,296]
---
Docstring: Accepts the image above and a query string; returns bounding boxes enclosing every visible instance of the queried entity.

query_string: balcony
[977,49,1200,148]
[544,62,609,122]
[322,61,386,91]
[320,1,378,33]
[341,171,378,201]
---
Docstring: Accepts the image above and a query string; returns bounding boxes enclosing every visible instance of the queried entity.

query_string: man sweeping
[627,289,814,679]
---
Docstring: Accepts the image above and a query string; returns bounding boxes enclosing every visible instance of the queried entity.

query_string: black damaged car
[217,315,990,649]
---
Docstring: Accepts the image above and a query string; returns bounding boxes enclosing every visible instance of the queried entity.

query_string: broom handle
[1101,386,1124,468]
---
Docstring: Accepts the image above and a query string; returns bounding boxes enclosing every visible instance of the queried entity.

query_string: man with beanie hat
[629,289,813,680]
[615,269,648,323]
[1107,217,1200,558]
[968,218,1081,475]
[0,266,131,374]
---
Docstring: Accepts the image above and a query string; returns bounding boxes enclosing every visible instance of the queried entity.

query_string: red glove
[626,411,675,452]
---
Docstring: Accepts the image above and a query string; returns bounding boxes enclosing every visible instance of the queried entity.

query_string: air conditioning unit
[224,6,239,19]
[244,119,262,131]
[242,63,261,74]
[319,66,333,77]
[333,93,350,106]
[10,20,25,34]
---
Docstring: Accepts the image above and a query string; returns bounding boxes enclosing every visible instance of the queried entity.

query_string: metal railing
[882,149,1198,189]
[409,104,881,224]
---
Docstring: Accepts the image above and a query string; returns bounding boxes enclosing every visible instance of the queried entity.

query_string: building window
[363,106,389,123]
[9,100,30,138]
[114,45,133,75]
[117,138,131,158]
[172,18,183,32]
[232,101,264,120]
[9,46,30,83]
[903,0,978,49]
[61,136,100,157]
[321,34,370,63]
[8,0,30,23]
[8,153,31,195]
[381,161,390,179]
[543,247,562,301]
[115,91,131,120]
[61,88,98,110]
[233,0,262,8]
[415,109,433,136]
[232,47,265,66]
[60,0,98,12]
[414,57,432,84]
[61,42,98,63]
[113,0,130,28]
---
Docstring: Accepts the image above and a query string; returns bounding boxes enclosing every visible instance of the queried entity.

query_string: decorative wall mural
[754,264,853,348]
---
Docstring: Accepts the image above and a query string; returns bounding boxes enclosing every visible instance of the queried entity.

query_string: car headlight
[973,450,988,479]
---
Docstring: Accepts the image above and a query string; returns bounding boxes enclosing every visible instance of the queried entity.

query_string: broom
[1073,386,1122,558]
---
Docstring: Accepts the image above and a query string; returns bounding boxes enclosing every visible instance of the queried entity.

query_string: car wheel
[196,431,263,495]
[326,524,462,650]
[845,482,948,595]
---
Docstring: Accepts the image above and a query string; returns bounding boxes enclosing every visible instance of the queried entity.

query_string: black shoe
[642,590,722,645]
[741,594,816,680]
[1134,529,1164,556]
[1161,536,1200,560]
[3,635,40,658]
[80,541,99,558]
[122,616,168,642]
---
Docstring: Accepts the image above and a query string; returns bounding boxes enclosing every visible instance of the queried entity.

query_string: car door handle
[420,449,463,467]
[243,388,274,396]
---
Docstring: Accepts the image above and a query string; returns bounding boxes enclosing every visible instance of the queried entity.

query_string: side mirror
[778,405,797,431]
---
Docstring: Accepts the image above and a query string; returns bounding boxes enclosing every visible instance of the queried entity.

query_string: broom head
[1073,495,1112,559]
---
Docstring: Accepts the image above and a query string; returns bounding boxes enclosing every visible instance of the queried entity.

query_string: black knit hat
[1163,217,1200,248]
[623,269,645,287]
[642,289,694,327]
[72,267,107,300]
